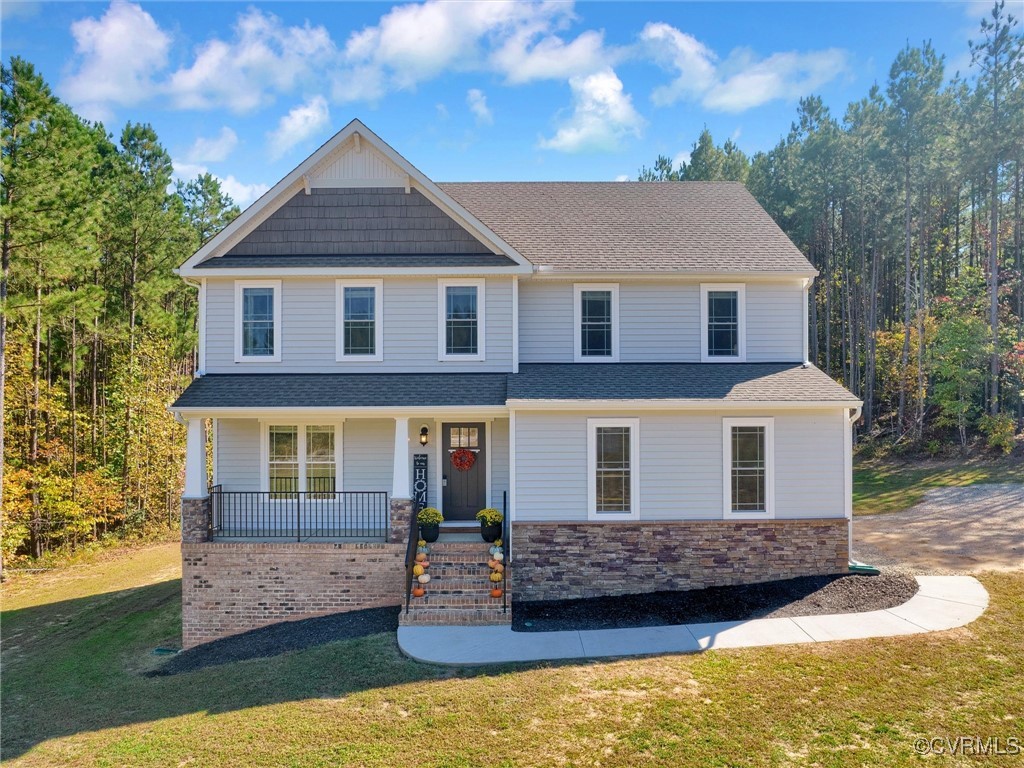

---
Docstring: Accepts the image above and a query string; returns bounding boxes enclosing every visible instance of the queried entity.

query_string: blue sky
[2,1,994,206]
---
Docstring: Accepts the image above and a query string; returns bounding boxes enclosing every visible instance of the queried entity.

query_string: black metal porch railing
[501,490,509,614]
[209,486,389,540]
[405,497,422,615]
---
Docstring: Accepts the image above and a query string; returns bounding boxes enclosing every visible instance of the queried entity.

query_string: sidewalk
[397,576,988,665]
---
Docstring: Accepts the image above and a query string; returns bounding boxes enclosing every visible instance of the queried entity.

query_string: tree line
[1,58,238,566]
[641,1,1024,451]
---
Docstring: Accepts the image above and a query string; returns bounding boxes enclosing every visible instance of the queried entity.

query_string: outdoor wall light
[419,426,430,446]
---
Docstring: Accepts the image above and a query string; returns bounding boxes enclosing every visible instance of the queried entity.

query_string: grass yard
[853,453,1023,515]
[2,545,1023,767]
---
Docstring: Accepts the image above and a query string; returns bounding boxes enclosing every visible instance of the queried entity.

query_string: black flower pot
[419,523,440,543]
[480,522,502,542]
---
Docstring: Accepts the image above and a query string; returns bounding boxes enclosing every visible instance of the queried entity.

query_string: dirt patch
[512,571,917,632]
[855,484,1024,573]
[149,605,400,676]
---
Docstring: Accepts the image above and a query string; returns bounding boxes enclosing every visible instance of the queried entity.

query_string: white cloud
[466,88,493,125]
[172,161,269,208]
[436,103,450,120]
[641,22,717,106]
[539,68,644,153]
[167,7,334,112]
[185,127,239,164]
[641,21,848,113]
[614,174,630,182]
[1,1,40,21]
[491,27,612,84]
[267,96,330,160]
[672,151,691,169]
[704,48,848,112]
[60,0,171,122]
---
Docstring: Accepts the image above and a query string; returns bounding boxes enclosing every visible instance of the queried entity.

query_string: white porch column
[392,416,411,498]
[183,417,208,498]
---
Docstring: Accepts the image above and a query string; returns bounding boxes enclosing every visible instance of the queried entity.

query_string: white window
[587,418,640,521]
[438,278,485,361]
[336,280,383,361]
[574,283,619,362]
[700,283,746,362]
[722,417,774,518]
[264,423,341,497]
[235,280,282,362]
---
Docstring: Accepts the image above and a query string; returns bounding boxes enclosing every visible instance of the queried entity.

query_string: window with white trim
[438,279,485,361]
[336,280,383,361]
[266,423,339,498]
[235,280,281,362]
[574,283,619,361]
[700,283,746,361]
[587,418,639,520]
[722,417,774,518]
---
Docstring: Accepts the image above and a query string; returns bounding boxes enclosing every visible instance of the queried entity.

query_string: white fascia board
[530,271,817,282]
[171,405,511,419]
[177,119,534,275]
[183,264,533,278]
[506,399,863,411]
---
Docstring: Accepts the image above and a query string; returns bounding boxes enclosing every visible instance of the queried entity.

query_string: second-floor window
[701,283,746,362]
[574,283,619,362]
[439,279,485,361]
[336,280,383,361]
[235,280,281,362]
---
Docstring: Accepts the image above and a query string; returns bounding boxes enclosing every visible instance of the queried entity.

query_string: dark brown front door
[442,422,486,521]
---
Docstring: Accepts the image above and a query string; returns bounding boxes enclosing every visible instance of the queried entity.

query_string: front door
[442,422,486,521]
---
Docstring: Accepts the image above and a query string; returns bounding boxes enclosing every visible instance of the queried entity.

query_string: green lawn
[2,544,1023,766]
[853,454,1023,515]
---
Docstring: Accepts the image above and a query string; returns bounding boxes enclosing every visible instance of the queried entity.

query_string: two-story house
[172,120,861,648]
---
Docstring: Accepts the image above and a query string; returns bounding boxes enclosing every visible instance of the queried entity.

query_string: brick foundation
[389,498,413,543]
[512,518,849,602]
[181,541,405,648]
[181,497,211,543]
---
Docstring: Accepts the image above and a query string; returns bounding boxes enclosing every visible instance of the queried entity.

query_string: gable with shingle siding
[221,187,496,258]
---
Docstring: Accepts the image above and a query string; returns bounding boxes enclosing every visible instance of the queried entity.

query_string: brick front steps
[401,542,510,626]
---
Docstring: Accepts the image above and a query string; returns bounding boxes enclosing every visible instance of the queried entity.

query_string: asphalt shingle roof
[439,181,815,273]
[172,365,857,410]
[172,373,509,409]
[508,363,858,403]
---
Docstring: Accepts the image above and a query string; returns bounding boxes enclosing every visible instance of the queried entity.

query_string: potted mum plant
[417,507,443,542]
[475,507,503,542]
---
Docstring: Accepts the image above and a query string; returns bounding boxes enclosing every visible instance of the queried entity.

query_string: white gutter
[507,399,863,411]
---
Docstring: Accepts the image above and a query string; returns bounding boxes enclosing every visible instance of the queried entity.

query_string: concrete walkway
[397,576,988,665]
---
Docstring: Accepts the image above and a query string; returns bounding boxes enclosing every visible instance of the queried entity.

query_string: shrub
[978,414,1016,454]
[417,507,443,525]
[476,508,503,525]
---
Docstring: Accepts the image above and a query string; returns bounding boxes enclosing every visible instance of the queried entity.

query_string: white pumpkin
[492,552,504,562]
[417,573,431,584]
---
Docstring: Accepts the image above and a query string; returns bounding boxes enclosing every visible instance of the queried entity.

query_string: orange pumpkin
[490,588,503,598]
[415,552,427,562]
[487,559,498,569]
[492,563,504,573]
[412,586,425,598]
[420,560,430,568]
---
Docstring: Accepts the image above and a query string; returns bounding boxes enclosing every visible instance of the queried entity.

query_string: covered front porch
[181,410,511,543]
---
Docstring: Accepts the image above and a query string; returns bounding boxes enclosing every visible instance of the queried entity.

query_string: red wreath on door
[451,448,476,472]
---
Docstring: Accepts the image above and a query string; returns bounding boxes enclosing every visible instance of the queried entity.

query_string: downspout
[844,405,876,573]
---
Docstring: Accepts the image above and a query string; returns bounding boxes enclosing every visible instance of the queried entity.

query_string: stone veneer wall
[512,519,849,602]
[181,541,406,648]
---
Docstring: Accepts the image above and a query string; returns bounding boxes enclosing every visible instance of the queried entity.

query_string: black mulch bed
[147,605,400,677]
[512,572,918,632]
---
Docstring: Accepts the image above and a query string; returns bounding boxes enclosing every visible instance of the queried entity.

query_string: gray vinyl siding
[204,276,514,373]
[224,188,491,257]
[513,409,845,522]
[343,419,394,492]
[214,419,260,491]
[490,418,510,510]
[746,283,804,362]
[517,280,803,363]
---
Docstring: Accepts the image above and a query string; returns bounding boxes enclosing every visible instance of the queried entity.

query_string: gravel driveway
[854,484,1024,573]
